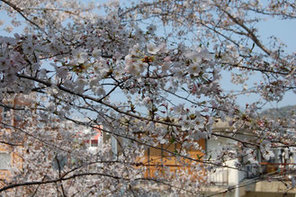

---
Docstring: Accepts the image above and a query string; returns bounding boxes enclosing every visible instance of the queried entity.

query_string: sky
[0,1,295,110]
[220,17,296,110]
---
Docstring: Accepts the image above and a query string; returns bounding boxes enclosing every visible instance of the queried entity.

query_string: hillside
[260,105,296,119]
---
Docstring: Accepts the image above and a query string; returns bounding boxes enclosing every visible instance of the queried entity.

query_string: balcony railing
[245,162,296,179]
[207,167,229,185]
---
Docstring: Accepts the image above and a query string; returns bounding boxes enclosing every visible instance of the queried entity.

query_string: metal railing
[207,167,229,185]
[245,162,296,179]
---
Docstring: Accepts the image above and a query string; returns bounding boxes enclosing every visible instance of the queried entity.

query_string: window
[87,127,102,148]
[13,108,30,128]
[52,154,67,170]
[90,139,98,147]
[0,152,11,170]
[1,106,12,127]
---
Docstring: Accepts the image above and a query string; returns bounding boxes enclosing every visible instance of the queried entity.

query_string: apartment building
[204,120,296,197]
[78,119,296,196]
[0,94,35,185]
[2,99,296,197]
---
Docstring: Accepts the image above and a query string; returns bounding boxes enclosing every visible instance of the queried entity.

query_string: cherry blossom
[0,0,295,196]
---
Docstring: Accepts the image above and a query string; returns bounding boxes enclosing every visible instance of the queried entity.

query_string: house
[84,125,103,151]
[203,119,296,197]
[138,139,206,179]
[0,93,34,185]
[108,118,296,196]
[2,97,296,197]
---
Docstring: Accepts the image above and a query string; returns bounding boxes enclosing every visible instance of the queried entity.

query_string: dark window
[91,140,98,147]
[1,107,12,127]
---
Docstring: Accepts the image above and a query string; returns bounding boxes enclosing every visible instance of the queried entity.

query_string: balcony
[207,167,229,185]
[246,162,296,179]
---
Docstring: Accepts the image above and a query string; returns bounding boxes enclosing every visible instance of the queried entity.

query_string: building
[2,100,296,197]
[203,119,296,197]
[76,119,296,196]
[0,93,34,185]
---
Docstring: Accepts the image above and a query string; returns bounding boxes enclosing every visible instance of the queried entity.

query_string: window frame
[1,106,12,128]
[0,152,11,170]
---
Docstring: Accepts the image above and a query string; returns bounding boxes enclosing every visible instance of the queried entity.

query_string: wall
[138,139,206,179]
[0,94,35,185]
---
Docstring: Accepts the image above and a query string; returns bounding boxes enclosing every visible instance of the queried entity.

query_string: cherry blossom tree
[0,0,296,196]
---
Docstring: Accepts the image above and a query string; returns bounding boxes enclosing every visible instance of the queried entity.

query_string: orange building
[135,138,206,179]
[0,94,35,185]
[85,125,206,180]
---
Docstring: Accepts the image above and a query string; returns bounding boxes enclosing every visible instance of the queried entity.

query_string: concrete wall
[243,191,295,197]
[206,136,246,186]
